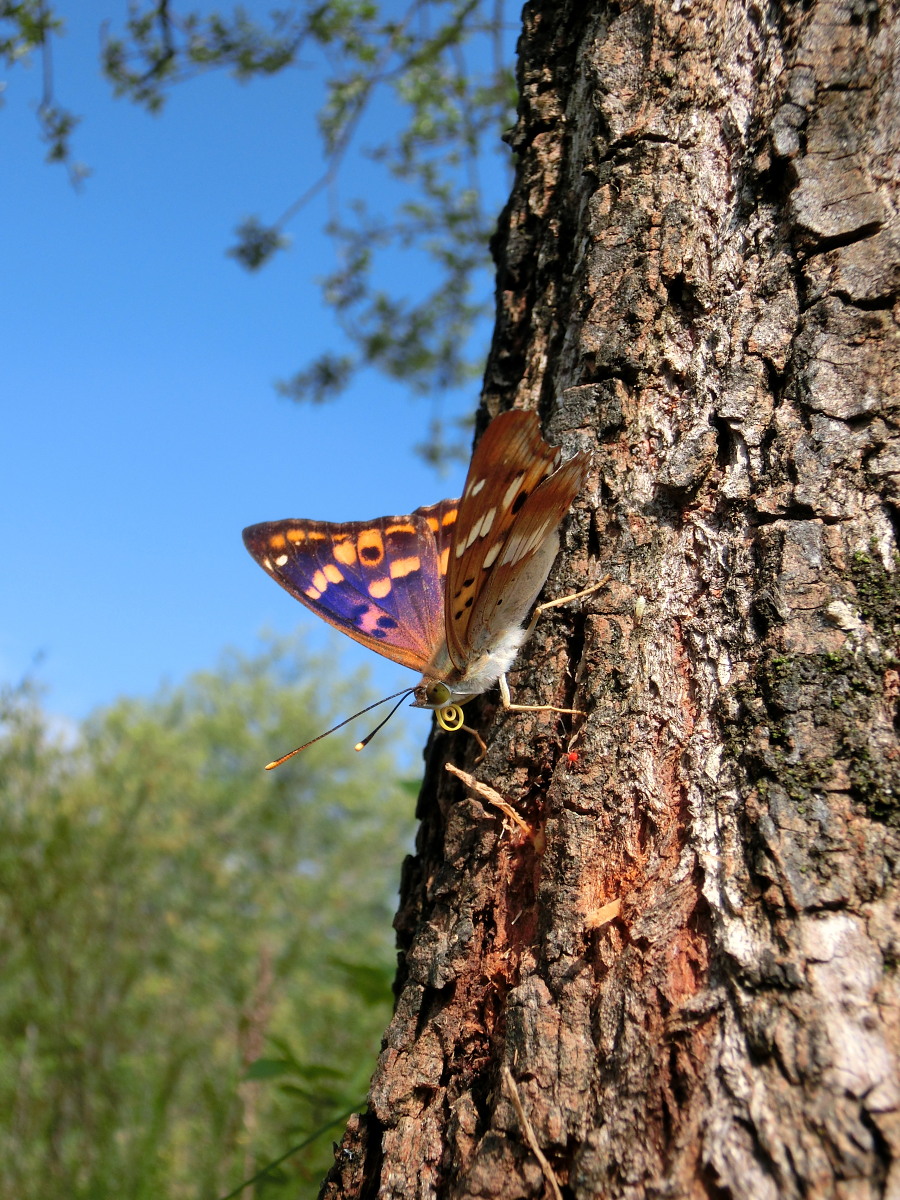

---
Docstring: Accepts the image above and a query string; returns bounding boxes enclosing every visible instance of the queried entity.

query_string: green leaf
[245,1057,292,1081]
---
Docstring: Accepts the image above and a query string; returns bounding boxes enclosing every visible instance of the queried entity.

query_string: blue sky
[1,2,510,742]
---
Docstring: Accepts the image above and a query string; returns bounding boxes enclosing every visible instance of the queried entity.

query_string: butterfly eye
[427,681,452,707]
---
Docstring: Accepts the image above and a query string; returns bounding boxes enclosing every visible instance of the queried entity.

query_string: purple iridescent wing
[243,500,458,673]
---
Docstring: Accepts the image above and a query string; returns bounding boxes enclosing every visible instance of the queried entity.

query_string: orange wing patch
[357,529,385,566]
[334,538,357,566]
[390,556,421,579]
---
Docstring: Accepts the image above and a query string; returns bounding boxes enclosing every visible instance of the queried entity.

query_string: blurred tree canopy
[0,637,417,1199]
[2,0,517,463]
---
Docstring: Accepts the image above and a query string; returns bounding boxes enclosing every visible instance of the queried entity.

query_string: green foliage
[227,216,292,272]
[103,0,516,453]
[0,1,87,180]
[0,638,417,1199]
[5,1,516,462]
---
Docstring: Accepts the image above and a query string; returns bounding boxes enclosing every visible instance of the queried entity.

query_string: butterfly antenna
[265,689,415,770]
[354,690,416,752]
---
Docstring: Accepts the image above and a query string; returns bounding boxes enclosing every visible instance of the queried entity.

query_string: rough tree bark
[321,1,900,1196]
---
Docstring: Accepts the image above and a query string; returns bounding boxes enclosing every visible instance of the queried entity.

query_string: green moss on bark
[726,642,900,825]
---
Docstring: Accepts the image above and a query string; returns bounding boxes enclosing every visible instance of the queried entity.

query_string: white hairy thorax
[436,625,532,704]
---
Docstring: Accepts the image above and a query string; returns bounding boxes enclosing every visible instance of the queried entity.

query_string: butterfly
[243,410,597,765]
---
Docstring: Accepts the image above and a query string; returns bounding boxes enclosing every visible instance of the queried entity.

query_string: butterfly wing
[408,496,460,678]
[409,497,459,582]
[243,513,450,672]
[445,410,590,665]
[465,452,591,653]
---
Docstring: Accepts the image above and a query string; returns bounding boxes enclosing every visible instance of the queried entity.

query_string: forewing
[446,410,588,663]
[243,514,447,672]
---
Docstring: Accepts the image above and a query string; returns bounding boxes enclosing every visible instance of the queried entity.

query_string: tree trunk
[322,1,900,1196]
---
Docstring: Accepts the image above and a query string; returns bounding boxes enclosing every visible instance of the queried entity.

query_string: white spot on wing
[479,507,496,537]
[498,519,558,566]
[275,554,288,567]
[457,514,485,556]
[502,475,525,510]
[482,542,501,569]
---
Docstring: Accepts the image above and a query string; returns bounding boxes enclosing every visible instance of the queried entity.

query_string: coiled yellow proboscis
[436,704,465,732]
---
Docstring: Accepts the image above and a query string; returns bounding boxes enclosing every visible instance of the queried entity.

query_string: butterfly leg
[500,577,610,718]
[498,672,586,717]
[460,723,488,763]
[524,576,610,637]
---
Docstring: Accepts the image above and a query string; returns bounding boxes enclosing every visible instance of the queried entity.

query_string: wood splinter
[444,764,531,834]
[501,1065,564,1200]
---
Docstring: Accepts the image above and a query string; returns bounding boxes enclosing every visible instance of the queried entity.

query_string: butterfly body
[243,411,591,729]
[412,623,533,715]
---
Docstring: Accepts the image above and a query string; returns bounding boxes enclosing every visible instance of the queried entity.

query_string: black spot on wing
[511,491,529,514]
